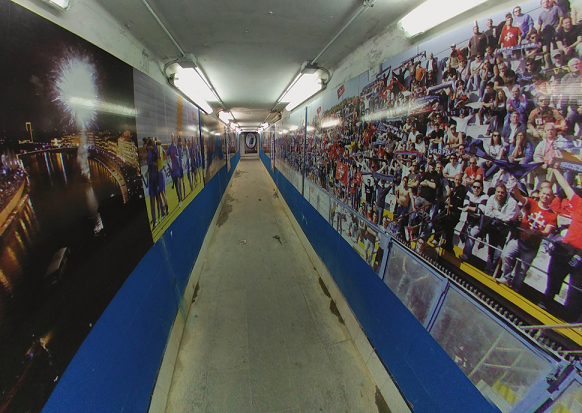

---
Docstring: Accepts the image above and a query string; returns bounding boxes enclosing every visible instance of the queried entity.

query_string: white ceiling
[95,0,426,129]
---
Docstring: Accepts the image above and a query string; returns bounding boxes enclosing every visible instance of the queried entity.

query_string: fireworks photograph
[0,1,153,411]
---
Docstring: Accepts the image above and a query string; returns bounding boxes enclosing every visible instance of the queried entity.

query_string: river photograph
[0,1,153,411]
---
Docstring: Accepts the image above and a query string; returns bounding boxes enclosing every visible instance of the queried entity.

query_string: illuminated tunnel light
[281,74,324,112]
[399,0,488,37]
[172,67,213,114]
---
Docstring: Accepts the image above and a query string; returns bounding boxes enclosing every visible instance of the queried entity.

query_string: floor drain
[238,240,247,244]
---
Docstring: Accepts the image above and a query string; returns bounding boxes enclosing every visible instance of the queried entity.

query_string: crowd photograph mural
[271,0,582,410]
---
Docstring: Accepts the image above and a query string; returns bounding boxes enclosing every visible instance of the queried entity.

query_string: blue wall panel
[43,154,239,413]
[259,152,498,413]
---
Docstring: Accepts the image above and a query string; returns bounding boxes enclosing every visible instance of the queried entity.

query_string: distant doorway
[242,132,258,155]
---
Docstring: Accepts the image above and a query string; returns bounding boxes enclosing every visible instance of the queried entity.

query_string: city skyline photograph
[0,1,153,411]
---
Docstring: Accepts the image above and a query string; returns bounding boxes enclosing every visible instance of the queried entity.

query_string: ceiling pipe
[267,0,375,121]
[140,0,227,111]
[140,0,184,55]
[311,0,376,65]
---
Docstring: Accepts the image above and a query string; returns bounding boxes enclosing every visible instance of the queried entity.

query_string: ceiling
[95,0,425,130]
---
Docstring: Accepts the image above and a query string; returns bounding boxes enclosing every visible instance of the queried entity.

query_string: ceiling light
[300,61,321,75]
[282,74,324,112]
[230,122,239,128]
[261,122,269,129]
[218,111,234,124]
[215,132,220,136]
[289,126,298,131]
[171,67,213,114]
[42,0,71,11]
[399,0,488,37]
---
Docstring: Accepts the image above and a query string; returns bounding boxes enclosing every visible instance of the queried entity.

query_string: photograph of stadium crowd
[134,70,205,241]
[274,0,582,328]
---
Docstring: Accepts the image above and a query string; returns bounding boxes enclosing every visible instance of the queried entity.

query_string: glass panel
[383,244,444,325]
[546,380,582,413]
[304,179,330,219]
[431,288,554,412]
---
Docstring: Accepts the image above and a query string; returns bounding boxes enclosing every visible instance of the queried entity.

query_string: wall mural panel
[134,70,204,241]
[271,0,582,410]
[200,113,226,184]
[0,1,154,411]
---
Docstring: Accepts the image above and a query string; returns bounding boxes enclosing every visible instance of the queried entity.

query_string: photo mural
[134,70,205,241]
[0,1,227,411]
[271,0,582,410]
[261,128,272,156]
[0,0,154,411]
[200,113,226,184]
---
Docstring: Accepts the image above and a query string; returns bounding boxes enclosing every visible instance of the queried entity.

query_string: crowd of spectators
[275,0,582,321]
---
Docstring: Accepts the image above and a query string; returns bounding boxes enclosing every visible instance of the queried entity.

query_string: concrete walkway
[164,155,389,413]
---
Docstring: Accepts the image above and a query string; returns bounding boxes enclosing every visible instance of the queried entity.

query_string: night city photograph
[0,1,153,411]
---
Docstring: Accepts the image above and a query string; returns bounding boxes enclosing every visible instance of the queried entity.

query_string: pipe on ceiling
[140,0,226,111]
[311,0,376,65]
[140,0,184,56]
[268,0,376,122]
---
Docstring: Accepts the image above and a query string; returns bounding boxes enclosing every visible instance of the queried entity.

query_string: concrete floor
[164,155,389,413]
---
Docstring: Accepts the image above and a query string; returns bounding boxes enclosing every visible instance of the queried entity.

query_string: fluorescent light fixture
[289,126,298,131]
[230,122,239,128]
[261,122,269,128]
[281,74,324,112]
[399,0,488,37]
[218,111,234,123]
[43,0,71,11]
[215,132,220,136]
[171,67,214,114]
[194,68,221,102]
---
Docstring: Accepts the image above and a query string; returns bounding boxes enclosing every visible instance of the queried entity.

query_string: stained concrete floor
[165,155,389,413]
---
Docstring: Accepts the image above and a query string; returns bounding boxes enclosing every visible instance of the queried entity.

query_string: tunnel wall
[0,2,242,412]
[259,150,500,413]
[41,151,240,413]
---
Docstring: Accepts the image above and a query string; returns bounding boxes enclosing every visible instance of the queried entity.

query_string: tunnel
[1,0,582,412]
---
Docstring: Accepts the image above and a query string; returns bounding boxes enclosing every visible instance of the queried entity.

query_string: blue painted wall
[42,151,240,413]
[259,150,499,413]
